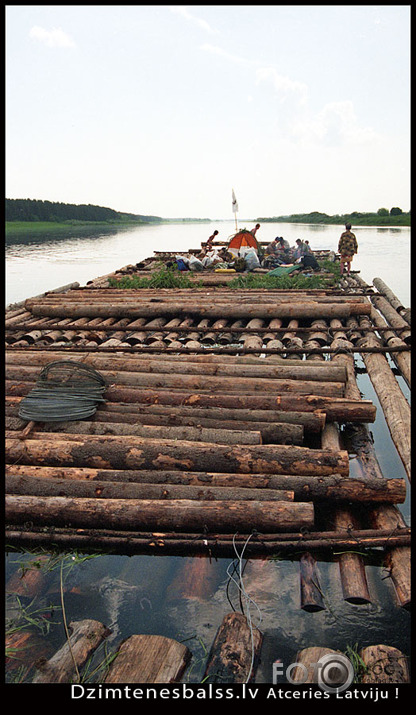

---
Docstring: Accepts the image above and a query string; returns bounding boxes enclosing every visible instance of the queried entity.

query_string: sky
[5,5,411,219]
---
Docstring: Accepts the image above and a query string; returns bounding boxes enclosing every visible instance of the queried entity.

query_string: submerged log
[104,635,191,683]
[5,435,349,475]
[5,495,315,532]
[32,619,110,684]
[299,552,325,612]
[359,644,410,683]
[203,612,263,683]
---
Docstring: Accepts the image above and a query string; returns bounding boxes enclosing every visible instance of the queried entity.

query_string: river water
[5,222,411,685]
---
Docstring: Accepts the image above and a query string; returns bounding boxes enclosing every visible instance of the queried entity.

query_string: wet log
[5,465,406,503]
[290,647,338,684]
[32,619,110,684]
[5,495,315,533]
[5,474,294,502]
[322,422,372,605]
[357,332,411,481]
[367,506,411,610]
[369,307,410,388]
[333,353,410,609]
[359,644,410,683]
[5,526,410,556]
[6,554,50,599]
[166,556,220,602]
[203,612,263,683]
[299,552,325,612]
[372,277,406,314]
[24,299,372,320]
[104,635,191,683]
[5,434,350,475]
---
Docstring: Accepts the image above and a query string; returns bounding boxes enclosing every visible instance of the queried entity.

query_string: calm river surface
[5,221,411,685]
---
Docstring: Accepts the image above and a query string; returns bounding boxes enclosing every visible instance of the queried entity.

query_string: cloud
[256,66,308,106]
[200,43,250,65]
[29,26,76,48]
[292,100,381,146]
[169,6,218,34]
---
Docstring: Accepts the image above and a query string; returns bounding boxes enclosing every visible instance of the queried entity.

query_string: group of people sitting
[261,236,320,270]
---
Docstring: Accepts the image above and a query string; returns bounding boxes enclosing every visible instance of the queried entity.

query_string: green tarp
[267,264,300,277]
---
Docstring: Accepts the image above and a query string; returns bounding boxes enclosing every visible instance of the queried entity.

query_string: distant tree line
[5,198,162,224]
[257,208,410,227]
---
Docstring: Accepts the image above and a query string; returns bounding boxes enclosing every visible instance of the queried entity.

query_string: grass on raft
[108,261,341,289]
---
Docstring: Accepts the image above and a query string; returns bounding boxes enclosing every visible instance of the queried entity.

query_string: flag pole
[232,188,238,231]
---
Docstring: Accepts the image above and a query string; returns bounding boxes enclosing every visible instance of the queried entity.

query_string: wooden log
[5,409,305,445]
[5,495,315,532]
[5,380,377,422]
[333,353,410,609]
[359,644,410,683]
[299,552,325,612]
[322,422,372,605]
[369,307,410,388]
[104,635,191,683]
[373,278,406,313]
[203,612,263,683]
[370,294,411,343]
[22,420,264,446]
[166,556,220,602]
[5,474,294,502]
[6,554,50,599]
[367,506,411,610]
[5,526,410,556]
[357,332,411,481]
[32,619,110,683]
[24,299,372,320]
[4,363,346,397]
[5,435,350,475]
[290,647,338,683]
[5,464,406,503]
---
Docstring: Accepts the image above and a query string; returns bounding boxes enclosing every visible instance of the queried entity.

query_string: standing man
[338,223,358,275]
[250,223,260,237]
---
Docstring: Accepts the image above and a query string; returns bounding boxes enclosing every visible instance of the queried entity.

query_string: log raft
[5,258,410,569]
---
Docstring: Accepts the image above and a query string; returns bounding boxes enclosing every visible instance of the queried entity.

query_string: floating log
[359,644,410,683]
[166,556,220,602]
[5,525,410,556]
[5,495,315,533]
[322,422,372,605]
[370,294,411,343]
[6,554,50,599]
[357,332,411,481]
[299,552,325,612]
[369,307,410,388]
[334,354,410,609]
[5,434,350,475]
[203,612,263,683]
[32,619,110,684]
[104,635,191,683]
[5,465,406,503]
[5,474,294,502]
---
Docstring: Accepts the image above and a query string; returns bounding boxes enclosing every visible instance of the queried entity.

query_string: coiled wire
[18,361,107,422]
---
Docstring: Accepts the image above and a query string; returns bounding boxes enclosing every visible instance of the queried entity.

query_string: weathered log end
[104,634,191,683]
[203,612,263,683]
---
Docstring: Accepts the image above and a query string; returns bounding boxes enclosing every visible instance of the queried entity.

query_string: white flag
[232,189,238,214]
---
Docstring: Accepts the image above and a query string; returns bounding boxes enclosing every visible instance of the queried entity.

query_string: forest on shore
[257,208,410,227]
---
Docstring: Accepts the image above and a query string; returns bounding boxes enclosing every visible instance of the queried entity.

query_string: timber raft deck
[5,251,411,684]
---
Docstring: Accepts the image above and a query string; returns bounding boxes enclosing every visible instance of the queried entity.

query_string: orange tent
[227,230,259,256]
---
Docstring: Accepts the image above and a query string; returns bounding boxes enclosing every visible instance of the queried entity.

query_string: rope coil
[18,361,107,422]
